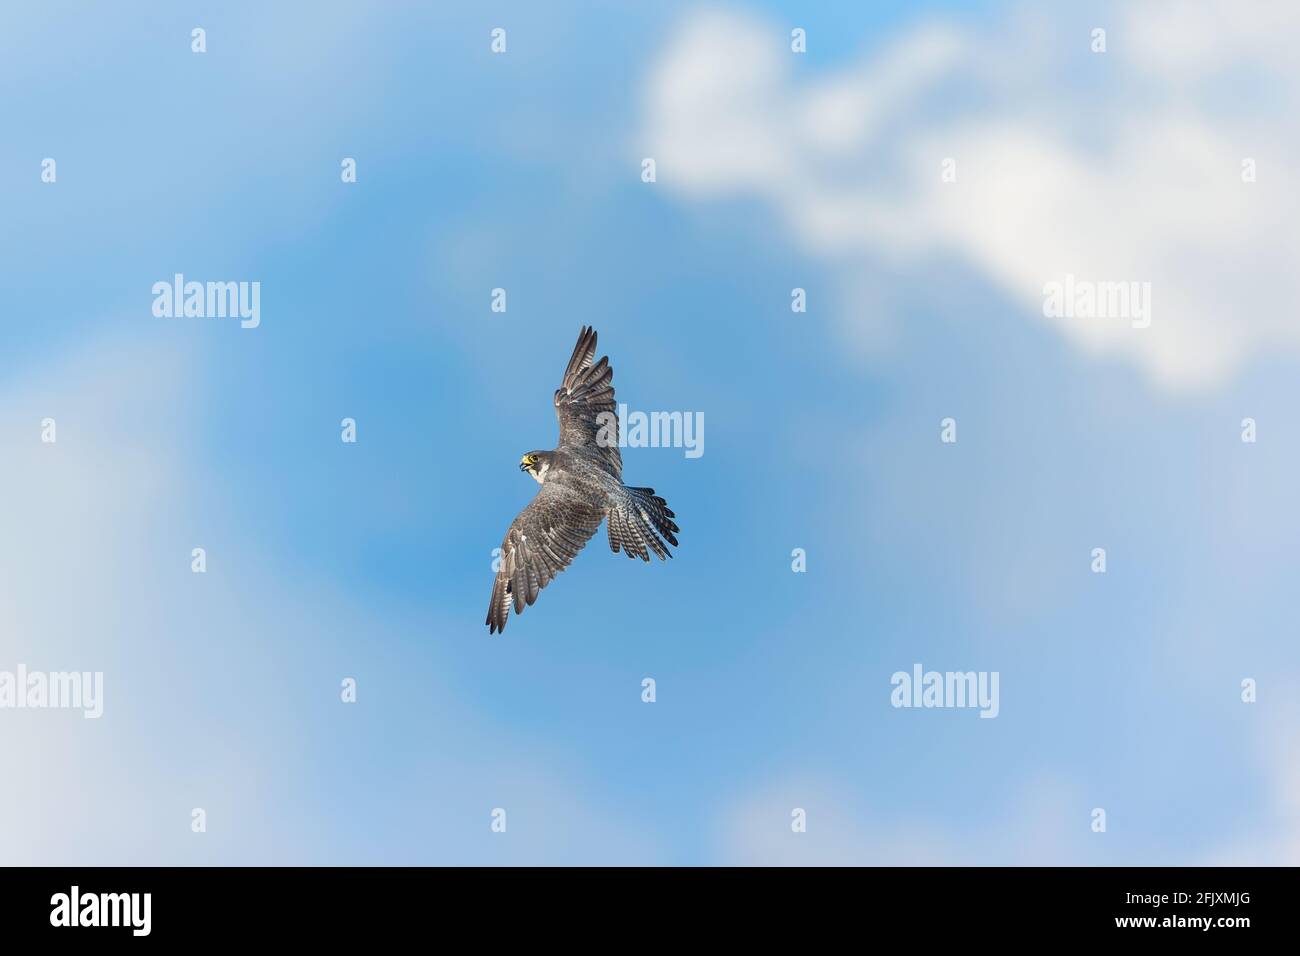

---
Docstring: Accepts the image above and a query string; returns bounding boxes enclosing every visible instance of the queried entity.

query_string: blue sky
[2,1,1298,865]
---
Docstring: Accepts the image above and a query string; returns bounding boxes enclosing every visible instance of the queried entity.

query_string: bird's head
[519,451,552,484]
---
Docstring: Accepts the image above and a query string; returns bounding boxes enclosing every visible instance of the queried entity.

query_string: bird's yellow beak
[519,456,532,471]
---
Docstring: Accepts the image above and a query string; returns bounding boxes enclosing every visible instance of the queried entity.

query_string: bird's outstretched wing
[485,482,605,634]
[554,325,621,478]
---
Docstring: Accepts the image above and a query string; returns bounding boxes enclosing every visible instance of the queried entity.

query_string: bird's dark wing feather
[485,482,605,634]
[554,325,621,478]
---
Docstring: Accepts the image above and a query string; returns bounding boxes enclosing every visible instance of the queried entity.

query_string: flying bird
[485,326,679,634]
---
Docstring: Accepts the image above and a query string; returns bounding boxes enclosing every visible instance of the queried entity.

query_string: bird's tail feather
[607,486,679,561]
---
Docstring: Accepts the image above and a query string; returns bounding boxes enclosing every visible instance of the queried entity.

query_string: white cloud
[643,2,1300,390]
[1201,686,1300,866]
[720,773,1099,866]
[0,337,663,864]
[724,759,1300,866]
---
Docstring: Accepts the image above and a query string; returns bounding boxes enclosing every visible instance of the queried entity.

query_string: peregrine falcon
[485,326,679,634]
